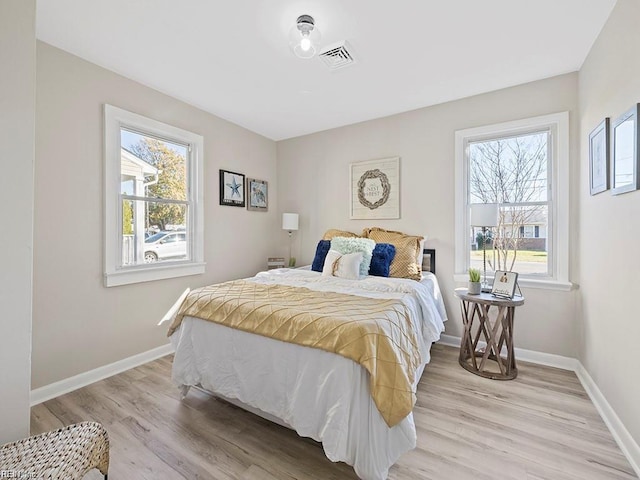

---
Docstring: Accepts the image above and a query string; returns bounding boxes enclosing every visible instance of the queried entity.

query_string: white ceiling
[36,0,616,141]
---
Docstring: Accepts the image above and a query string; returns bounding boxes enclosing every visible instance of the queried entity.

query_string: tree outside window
[120,131,189,266]
[468,131,550,275]
[104,104,204,287]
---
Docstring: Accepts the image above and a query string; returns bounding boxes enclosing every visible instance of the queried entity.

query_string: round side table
[454,288,525,380]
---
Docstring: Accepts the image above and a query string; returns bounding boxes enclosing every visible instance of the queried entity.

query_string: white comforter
[169,269,447,480]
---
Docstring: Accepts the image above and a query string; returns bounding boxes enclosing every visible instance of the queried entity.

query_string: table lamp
[282,213,299,267]
[470,203,499,291]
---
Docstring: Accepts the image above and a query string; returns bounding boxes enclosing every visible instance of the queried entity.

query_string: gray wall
[578,0,640,449]
[277,73,580,357]
[32,42,279,389]
[0,0,35,442]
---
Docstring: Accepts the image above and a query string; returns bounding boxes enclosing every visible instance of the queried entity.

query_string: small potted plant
[468,268,482,294]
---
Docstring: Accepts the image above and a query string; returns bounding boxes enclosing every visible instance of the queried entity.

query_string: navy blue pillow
[311,240,331,272]
[369,243,396,277]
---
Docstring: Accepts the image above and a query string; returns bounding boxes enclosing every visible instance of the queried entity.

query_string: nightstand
[454,288,525,380]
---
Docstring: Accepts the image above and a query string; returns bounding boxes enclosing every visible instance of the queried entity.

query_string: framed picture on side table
[491,271,519,299]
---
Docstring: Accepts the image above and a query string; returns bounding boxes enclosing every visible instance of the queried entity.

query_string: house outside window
[104,105,204,287]
[455,112,571,290]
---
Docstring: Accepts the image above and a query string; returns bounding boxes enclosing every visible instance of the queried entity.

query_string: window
[104,105,204,286]
[455,112,571,290]
[469,130,550,276]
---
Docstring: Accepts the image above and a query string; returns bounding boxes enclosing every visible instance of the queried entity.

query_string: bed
[166,241,446,480]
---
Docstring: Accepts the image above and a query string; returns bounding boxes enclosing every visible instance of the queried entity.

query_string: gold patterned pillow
[362,227,424,280]
[322,229,360,240]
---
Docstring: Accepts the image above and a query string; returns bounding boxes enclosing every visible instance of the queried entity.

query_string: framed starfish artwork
[219,169,246,207]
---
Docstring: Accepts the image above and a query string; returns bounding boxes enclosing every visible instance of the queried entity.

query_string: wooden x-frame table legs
[458,298,518,380]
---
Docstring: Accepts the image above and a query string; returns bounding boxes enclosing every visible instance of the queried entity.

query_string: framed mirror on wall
[610,104,640,195]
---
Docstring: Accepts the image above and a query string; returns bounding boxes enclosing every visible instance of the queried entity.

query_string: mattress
[168,269,447,480]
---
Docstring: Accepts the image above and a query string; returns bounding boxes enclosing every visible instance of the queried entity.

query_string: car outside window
[104,105,204,286]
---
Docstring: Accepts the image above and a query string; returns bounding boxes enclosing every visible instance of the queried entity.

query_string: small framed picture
[589,118,609,195]
[610,104,640,195]
[246,178,268,212]
[219,169,245,207]
[491,271,519,299]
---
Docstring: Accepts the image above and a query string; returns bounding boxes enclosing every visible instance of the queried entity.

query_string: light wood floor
[31,344,637,480]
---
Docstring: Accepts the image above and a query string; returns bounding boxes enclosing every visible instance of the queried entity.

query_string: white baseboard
[438,334,579,371]
[575,363,640,476]
[437,334,461,349]
[437,335,640,477]
[30,343,175,406]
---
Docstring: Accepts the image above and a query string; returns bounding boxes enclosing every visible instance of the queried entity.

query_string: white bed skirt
[170,317,432,480]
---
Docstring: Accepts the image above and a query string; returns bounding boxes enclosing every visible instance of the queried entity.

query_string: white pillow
[322,250,363,280]
[416,237,427,264]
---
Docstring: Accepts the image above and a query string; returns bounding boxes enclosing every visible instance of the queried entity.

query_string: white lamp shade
[282,213,299,231]
[470,203,499,227]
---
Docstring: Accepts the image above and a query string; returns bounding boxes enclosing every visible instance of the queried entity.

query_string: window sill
[453,274,576,292]
[105,262,206,287]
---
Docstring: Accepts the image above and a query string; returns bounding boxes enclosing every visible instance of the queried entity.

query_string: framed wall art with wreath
[350,157,400,219]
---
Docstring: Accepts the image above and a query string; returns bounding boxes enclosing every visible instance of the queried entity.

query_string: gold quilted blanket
[167,279,422,427]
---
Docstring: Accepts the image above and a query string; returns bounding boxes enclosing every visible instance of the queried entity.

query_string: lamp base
[481,282,492,293]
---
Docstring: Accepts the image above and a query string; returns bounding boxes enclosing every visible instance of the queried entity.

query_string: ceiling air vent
[318,41,356,71]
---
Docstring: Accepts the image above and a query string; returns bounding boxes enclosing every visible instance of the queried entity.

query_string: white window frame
[454,112,572,291]
[104,105,205,287]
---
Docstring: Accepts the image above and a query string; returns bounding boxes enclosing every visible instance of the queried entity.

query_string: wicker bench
[0,421,109,479]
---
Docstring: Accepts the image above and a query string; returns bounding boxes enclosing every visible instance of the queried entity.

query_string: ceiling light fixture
[290,15,320,59]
